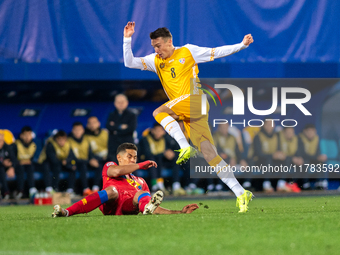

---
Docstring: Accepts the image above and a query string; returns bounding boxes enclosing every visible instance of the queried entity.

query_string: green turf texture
[0,196,339,255]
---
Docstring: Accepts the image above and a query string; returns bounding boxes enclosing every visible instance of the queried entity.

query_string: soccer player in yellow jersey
[123,22,254,212]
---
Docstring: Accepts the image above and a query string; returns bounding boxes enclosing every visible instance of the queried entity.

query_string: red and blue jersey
[102,161,150,193]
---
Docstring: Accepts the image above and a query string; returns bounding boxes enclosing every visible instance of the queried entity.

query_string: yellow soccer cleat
[236,190,253,213]
[175,146,198,165]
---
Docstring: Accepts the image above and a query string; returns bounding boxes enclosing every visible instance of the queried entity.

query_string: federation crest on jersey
[179,58,185,64]
[106,162,115,167]
[160,63,165,69]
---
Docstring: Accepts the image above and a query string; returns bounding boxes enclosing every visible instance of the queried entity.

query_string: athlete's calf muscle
[132,190,150,206]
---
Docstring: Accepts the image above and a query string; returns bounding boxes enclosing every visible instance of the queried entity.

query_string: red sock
[67,191,106,216]
[138,193,151,213]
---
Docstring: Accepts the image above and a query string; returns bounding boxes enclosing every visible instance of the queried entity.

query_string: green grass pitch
[0,196,339,255]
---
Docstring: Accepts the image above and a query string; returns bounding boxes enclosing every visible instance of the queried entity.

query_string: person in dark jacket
[0,130,16,200]
[106,94,137,162]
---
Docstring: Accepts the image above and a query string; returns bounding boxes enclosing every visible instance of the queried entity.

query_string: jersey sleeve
[123,37,157,73]
[184,43,248,64]
[102,161,117,178]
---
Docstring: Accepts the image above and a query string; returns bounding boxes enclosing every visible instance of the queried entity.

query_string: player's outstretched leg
[138,190,163,215]
[154,111,197,165]
[201,140,253,212]
[52,205,68,217]
[52,186,118,218]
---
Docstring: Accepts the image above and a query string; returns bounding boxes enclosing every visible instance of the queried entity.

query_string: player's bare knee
[105,186,118,200]
[133,191,149,206]
[153,108,161,118]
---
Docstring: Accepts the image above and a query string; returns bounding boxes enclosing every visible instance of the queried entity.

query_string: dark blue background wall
[0,0,339,80]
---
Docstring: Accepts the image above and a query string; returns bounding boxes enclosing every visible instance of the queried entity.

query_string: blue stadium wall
[0,0,339,80]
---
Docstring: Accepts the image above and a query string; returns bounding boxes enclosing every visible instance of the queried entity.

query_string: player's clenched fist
[124,21,135,38]
[181,204,199,214]
[137,160,157,169]
[242,34,254,46]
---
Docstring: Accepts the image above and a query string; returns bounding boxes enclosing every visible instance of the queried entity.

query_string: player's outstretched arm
[186,34,254,64]
[153,204,199,214]
[242,34,254,46]
[123,21,157,72]
[107,160,157,177]
[124,21,135,38]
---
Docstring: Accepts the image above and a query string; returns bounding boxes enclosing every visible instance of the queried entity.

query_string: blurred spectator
[243,126,261,146]
[276,127,303,193]
[213,123,248,167]
[68,122,96,196]
[12,126,38,199]
[299,124,328,190]
[177,121,204,195]
[85,116,108,192]
[242,126,261,190]
[251,121,283,192]
[1,129,15,145]
[106,94,137,162]
[208,123,248,193]
[38,130,77,194]
[139,123,185,195]
[0,131,16,200]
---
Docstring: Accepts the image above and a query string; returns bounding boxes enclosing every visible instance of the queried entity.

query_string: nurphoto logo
[200,83,311,128]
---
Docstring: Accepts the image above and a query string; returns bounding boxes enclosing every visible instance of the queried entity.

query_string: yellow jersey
[153,47,201,100]
[123,37,247,101]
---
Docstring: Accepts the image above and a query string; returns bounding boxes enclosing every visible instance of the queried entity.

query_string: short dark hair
[150,27,172,40]
[116,143,138,155]
[54,130,67,139]
[72,122,83,128]
[21,126,32,134]
[303,124,315,130]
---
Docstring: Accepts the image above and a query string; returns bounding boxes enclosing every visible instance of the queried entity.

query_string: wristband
[138,160,150,169]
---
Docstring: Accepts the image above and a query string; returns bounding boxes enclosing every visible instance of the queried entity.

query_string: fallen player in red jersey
[52,143,198,217]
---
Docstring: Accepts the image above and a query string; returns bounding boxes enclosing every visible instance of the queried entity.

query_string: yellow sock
[155,112,170,124]
[208,155,224,174]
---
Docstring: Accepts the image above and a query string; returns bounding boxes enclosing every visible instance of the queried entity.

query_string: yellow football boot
[236,190,253,213]
[175,146,198,165]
